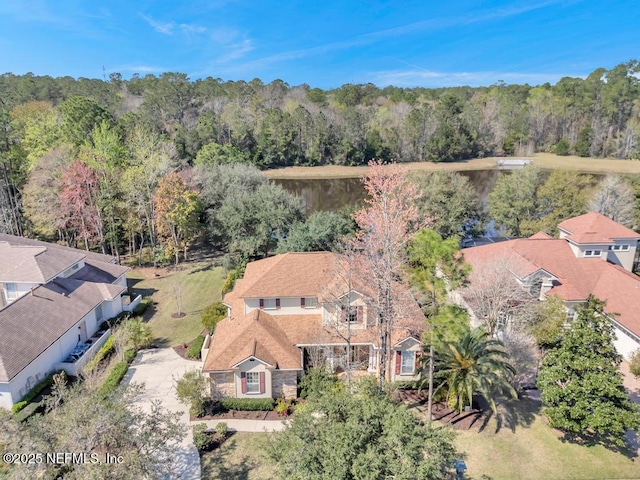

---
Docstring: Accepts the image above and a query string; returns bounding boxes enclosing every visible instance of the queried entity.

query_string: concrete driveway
[123,348,203,480]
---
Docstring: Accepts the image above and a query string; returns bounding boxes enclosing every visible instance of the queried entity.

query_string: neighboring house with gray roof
[0,234,130,410]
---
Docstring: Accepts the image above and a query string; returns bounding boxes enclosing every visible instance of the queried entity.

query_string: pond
[273,169,502,214]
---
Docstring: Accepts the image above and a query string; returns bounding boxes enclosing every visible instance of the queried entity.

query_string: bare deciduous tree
[350,161,424,384]
[588,174,637,228]
[461,255,535,337]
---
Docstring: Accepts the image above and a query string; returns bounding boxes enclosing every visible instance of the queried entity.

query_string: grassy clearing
[445,397,639,480]
[263,153,640,180]
[128,261,225,347]
[201,432,276,480]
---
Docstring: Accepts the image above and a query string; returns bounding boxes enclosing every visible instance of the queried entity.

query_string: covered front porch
[301,344,379,374]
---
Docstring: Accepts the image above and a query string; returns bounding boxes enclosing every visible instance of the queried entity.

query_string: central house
[203,252,425,400]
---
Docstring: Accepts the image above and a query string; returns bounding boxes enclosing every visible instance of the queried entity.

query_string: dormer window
[259,298,280,310]
[584,250,601,257]
[301,297,318,309]
[609,245,630,251]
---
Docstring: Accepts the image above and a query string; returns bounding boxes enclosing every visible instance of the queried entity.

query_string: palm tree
[429,328,517,413]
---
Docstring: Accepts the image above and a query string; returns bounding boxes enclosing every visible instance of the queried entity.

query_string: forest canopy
[1,61,640,259]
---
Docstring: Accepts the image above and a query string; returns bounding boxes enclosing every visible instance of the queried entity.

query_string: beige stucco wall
[607,241,638,272]
[244,297,321,316]
[390,339,423,382]
[209,371,234,400]
[272,370,298,399]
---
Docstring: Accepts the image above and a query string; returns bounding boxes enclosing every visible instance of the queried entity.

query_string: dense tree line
[2,61,640,257]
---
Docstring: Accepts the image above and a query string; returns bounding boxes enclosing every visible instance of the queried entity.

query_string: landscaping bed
[193,410,283,421]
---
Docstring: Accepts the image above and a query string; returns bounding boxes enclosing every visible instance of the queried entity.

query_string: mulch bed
[192,410,284,421]
[396,389,487,430]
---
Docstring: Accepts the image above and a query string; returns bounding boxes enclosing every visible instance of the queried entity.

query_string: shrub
[215,422,228,436]
[222,269,242,294]
[11,372,58,414]
[299,368,342,399]
[124,348,137,364]
[202,302,227,334]
[132,297,151,316]
[186,335,205,359]
[630,349,640,378]
[193,423,213,452]
[219,398,275,411]
[98,361,129,398]
[275,397,291,416]
[393,380,419,390]
[555,138,570,156]
[85,336,115,371]
[125,317,153,350]
[11,401,28,414]
[175,370,209,417]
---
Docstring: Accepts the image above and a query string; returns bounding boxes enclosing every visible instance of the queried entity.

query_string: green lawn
[448,397,639,480]
[127,262,226,347]
[201,433,276,480]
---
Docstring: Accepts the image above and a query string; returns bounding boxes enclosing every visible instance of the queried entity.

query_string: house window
[260,298,279,310]
[246,372,260,393]
[302,297,317,309]
[343,306,362,323]
[5,283,17,301]
[609,245,630,251]
[400,351,415,375]
[584,250,601,257]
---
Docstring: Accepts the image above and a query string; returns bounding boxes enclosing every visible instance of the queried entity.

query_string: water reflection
[274,169,502,214]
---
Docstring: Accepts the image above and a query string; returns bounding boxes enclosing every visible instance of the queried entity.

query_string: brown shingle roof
[0,241,85,283]
[207,252,425,372]
[204,309,302,371]
[0,278,125,382]
[558,212,640,244]
[235,252,337,298]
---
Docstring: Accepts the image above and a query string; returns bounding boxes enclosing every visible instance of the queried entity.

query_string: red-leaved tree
[350,161,425,384]
[60,160,104,251]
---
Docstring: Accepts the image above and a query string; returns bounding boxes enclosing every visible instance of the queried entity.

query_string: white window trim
[584,250,601,257]
[246,372,260,393]
[262,298,277,310]
[609,244,630,251]
[5,283,18,301]
[346,306,358,323]
[400,350,415,375]
[304,297,318,309]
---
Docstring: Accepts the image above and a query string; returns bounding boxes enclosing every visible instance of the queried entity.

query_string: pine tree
[537,296,640,446]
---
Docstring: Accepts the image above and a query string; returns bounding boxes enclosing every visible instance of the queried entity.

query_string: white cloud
[140,14,175,35]
[369,69,580,88]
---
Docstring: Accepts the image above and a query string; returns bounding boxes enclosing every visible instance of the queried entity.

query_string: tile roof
[0,278,126,382]
[462,230,640,337]
[558,212,640,244]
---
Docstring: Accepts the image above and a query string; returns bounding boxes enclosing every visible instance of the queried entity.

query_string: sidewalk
[191,418,289,432]
[123,348,203,480]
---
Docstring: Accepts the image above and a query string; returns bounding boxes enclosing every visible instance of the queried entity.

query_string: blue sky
[0,0,638,89]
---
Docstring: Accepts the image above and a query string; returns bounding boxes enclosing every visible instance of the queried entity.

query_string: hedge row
[12,372,59,414]
[186,335,205,359]
[132,298,151,316]
[84,336,115,371]
[219,398,275,411]
[97,348,137,398]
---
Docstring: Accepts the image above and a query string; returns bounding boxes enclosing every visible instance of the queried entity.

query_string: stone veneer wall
[210,372,234,400]
[271,370,298,399]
